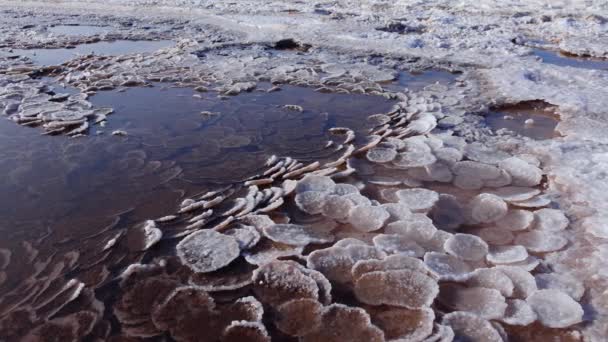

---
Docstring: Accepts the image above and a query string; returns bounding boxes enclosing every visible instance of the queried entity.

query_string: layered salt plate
[1,1,608,341]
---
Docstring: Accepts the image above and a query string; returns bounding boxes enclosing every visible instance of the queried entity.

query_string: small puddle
[383,70,458,92]
[533,48,608,70]
[48,24,109,36]
[14,39,174,66]
[486,101,560,140]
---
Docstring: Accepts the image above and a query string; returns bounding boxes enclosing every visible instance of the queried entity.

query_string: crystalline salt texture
[444,233,489,261]
[466,268,514,297]
[296,175,336,194]
[490,186,541,202]
[452,161,501,180]
[487,245,529,264]
[262,224,334,246]
[442,311,503,342]
[483,170,512,188]
[496,209,534,231]
[301,304,384,342]
[478,227,514,245]
[366,147,397,163]
[348,205,389,232]
[527,289,584,328]
[354,269,438,309]
[384,214,437,242]
[275,299,323,337]
[501,299,537,326]
[332,183,359,196]
[424,252,473,281]
[453,173,485,190]
[372,234,425,257]
[321,195,354,221]
[465,142,511,165]
[343,193,372,207]
[395,188,439,212]
[224,225,261,250]
[177,230,240,273]
[535,273,585,301]
[295,191,328,215]
[393,150,437,169]
[497,266,538,298]
[533,208,569,231]
[469,193,508,223]
[351,254,428,280]
[381,202,412,223]
[514,230,568,253]
[222,321,270,342]
[252,260,319,307]
[434,147,463,165]
[499,157,542,187]
[438,284,507,319]
[512,195,552,208]
[368,306,434,341]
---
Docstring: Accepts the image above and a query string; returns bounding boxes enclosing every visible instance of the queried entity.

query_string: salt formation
[177,230,240,273]
[527,289,584,328]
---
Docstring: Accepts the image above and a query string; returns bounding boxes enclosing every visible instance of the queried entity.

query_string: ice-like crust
[262,224,334,246]
[322,195,355,222]
[348,205,390,232]
[367,147,397,163]
[501,299,537,326]
[302,304,385,342]
[496,209,534,231]
[177,230,240,273]
[469,194,508,223]
[438,284,507,320]
[424,252,473,281]
[296,175,335,194]
[444,233,489,261]
[535,273,585,301]
[372,234,425,257]
[368,306,435,342]
[354,269,438,309]
[442,311,503,342]
[514,230,568,253]
[385,215,437,242]
[533,208,569,231]
[497,266,538,299]
[252,260,319,307]
[487,245,529,265]
[395,188,439,212]
[295,191,328,215]
[275,299,323,337]
[465,268,515,297]
[527,289,584,328]
[498,157,542,187]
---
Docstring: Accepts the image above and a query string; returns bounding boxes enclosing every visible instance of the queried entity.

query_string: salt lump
[395,188,439,211]
[354,269,438,308]
[527,289,584,328]
[487,245,529,264]
[385,215,437,242]
[275,299,323,337]
[442,311,503,342]
[372,234,425,257]
[348,205,389,232]
[296,175,335,194]
[262,224,334,246]
[496,209,534,231]
[177,230,240,273]
[424,252,473,281]
[444,233,489,261]
[438,284,507,319]
[302,304,384,342]
[498,157,542,187]
[295,191,328,214]
[368,306,435,341]
[535,273,585,301]
[366,147,397,163]
[469,193,508,223]
[514,230,568,253]
[534,208,569,231]
[321,195,354,221]
[252,261,320,307]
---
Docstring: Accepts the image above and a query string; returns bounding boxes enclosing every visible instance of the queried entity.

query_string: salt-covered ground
[1,0,608,341]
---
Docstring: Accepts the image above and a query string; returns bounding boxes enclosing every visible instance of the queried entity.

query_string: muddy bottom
[14,39,174,66]
[533,48,608,70]
[486,101,560,140]
[48,24,109,36]
[383,70,458,92]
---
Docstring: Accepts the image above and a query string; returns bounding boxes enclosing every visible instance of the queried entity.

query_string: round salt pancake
[501,299,537,326]
[469,193,508,223]
[263,224,334,246]
[366,147,397,163]
[534,208,569,231]
[452,160,501,180]
[348,205,389,232]
[372,234,425,257]
[384,214,437,242]
[490,186,541,202]
[296,175,335,194]
[512,195,552,208]
[301,304,384,342]
[466,268,514,297]
[321,195,354,221]
[526,289,584,328]
[438,284,507,320]
[496,266,537,299]
[535,273,585,301]
[367,306,435,341]
[381,202,412,223]
[252,260,319,307]
[487,245,529,264]
[444,233,489,261]
[393,150,437,168]
[477,227,514,245]
[222,321,270,342]
[496,209,534,231]
[424,252,473,281]
[295,191,328,215]
[176,230,240,273]
[354,269,438,309]
[275,299,323,337]
[442,311,503,342]
[395,188,439,212]
[514,230,568,253]
[453,173,485,190]
[498,157,542,187]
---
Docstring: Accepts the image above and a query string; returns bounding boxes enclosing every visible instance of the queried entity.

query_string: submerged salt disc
[490,186,541,202]
[478,227,514,245]
[177,230,240,273]
[438,284,507,320]
[534,208,569,231]
[452,161,501,180]
[348,205,389,232]
[466,268,514,297]
[295,191,328,215]
[496,209,534,231]
[381,203,412,223]
[487,245,528,264]
[263,224,334,246]
[332,183,359,196]
[393,150,437,168]
[366,147,397,163]
[469,193,508,223]
[424,252,473,281]
[354,269,438,309]
[442,311,503,342]
[444,233,488,261]
[502,299,537,326]
[499,157,542,187]
[497,266,537,298]
[535,273,585,301]
[527,289,584,328]
[453,173,484,190]
[395,188,439,211]
[514,231,568,253]
[296,175,336,193]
